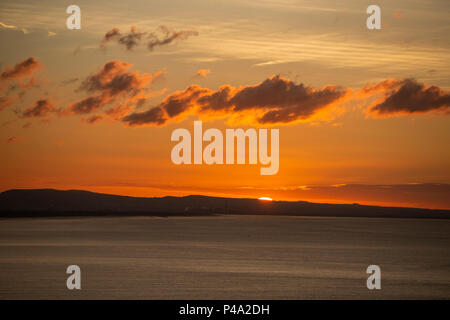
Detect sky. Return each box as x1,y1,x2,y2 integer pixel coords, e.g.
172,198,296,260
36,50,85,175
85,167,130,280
0,0,449,209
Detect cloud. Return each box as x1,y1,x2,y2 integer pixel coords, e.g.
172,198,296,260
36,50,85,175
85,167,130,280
196,69,211,78
85,114,103,124
147,26,198,51
0,21,17,29
1,75,41,101
101,25,198,51
69,95,110,115
103,103,135,120
0,21,29,34
359,79,404,95
101,26,145,50
118,26,146,50
123,75,349,127
122,105,167,126
1,57,41,81
0,21,28,34
124,76,447,127
66,60,164,117
228,76,347,124
78,60,156,96
367,79,450,116
0,96,14,111
101,28,121,48
6,136,18,144
22,98,57,118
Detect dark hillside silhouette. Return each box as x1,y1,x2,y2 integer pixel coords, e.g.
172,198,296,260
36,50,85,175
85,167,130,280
0,189,449,219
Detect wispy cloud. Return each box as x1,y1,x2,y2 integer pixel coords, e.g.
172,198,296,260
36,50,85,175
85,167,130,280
0,21,17,29
101,25,198,51
0,21,28,34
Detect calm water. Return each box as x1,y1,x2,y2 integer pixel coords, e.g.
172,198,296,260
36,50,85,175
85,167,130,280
0,215,449,299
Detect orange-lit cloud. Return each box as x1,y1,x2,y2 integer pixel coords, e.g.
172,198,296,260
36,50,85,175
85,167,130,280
196,69,211,78
0,57,43,109
122,76,450,127
68,95,111,115
21,98,57,118
365,79,450,116
123,75,349,126
359,78,405,95
65,60,165,119
0,57,41,80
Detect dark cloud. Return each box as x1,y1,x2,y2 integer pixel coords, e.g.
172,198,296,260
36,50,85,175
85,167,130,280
119,26,146,50
0,58,42,107
164,85,209,117
101,25,198,51
22,98,57,118
69,95,108,115
103,28,120,42
66,60,163,117
230,76,346,123
101,26,145,50
122,106,167,126
85,114,103,124
1,57,41,80
78,60,154,96
147,25,198,51
197,86,232,111
369,79,450,115
123,75,348,127
100,28,122,49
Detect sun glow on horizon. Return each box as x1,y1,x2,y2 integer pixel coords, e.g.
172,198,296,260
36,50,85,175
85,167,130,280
258,197,273,201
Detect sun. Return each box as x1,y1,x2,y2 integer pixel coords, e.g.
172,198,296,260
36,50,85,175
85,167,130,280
258,197,273,201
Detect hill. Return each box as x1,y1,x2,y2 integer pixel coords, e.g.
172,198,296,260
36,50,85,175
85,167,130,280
0,189,449,219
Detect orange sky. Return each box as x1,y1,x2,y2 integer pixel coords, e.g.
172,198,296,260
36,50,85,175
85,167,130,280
0,1,449,209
